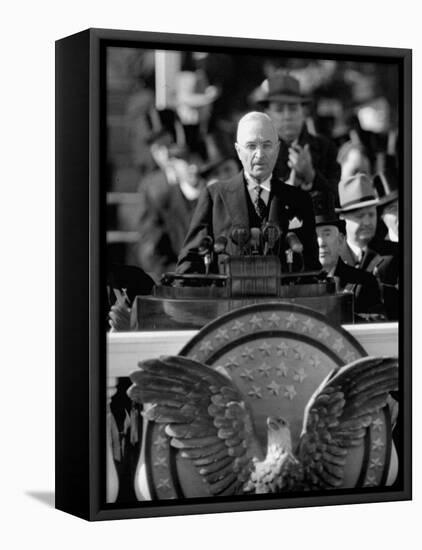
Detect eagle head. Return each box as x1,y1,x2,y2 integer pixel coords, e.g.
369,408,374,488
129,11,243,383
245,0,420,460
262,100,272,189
267,416,292,454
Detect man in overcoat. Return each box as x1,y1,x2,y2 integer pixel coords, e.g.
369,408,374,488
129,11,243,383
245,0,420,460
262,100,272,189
176,112,320,274
258,72,341,202
312,191,384,318
338,173,399,320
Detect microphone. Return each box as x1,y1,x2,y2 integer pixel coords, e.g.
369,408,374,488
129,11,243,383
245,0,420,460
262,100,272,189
230,226,250,255
250,227,262,255
198,235,214,255
214,235,229,274
285,232,303,254
268,195,289,234
198,236,214,275
262,222,281,255
213,235,228,255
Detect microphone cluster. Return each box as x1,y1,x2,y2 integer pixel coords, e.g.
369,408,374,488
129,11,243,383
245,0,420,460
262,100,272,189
196,213,304,274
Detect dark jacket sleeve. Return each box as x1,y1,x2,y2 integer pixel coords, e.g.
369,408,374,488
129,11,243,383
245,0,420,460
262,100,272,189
310,137,341,203
135,181,177,277
296,189,321,271
353,272,384,315
176,185,214,274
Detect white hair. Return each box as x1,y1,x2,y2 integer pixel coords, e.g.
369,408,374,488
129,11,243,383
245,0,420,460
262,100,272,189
236,111,277,142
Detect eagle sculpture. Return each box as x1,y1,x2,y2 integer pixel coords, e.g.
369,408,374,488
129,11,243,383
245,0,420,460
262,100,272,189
128,354,398,495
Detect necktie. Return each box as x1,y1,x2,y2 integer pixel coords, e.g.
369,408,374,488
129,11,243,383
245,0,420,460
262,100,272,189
253,185,267,220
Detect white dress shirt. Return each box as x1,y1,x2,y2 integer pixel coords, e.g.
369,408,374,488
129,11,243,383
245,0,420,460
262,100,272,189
244,172,272,206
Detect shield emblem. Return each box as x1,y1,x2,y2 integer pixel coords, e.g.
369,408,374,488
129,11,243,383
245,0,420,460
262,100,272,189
139,303,395,499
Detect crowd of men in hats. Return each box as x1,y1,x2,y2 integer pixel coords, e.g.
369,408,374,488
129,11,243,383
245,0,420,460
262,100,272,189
109,70,399,330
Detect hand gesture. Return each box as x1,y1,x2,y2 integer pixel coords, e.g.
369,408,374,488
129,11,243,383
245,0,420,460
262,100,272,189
109,289,131,332
288,143,315,184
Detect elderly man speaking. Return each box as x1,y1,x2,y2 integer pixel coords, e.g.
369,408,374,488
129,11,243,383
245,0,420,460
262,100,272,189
176,112,320,274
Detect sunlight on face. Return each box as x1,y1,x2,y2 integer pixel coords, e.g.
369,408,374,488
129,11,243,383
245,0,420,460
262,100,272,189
381,200,399,240
266,101,304,143
341,206,377,248
235,114,279,182
316,225,343,271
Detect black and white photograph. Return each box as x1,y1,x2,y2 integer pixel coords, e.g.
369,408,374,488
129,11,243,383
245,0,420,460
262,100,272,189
101,34,410,514
5,1,421,547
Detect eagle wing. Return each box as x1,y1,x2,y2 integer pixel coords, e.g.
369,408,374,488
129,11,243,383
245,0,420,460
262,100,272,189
296,356,398,489
128,355,261,496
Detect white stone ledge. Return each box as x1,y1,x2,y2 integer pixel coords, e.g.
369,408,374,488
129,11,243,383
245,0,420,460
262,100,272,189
107,323,398,379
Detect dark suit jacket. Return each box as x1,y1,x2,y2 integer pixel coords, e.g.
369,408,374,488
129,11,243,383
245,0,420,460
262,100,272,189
273,125,341,203
135,170,198,278
368,239,399,321
176,171,320,274
334,258,383,315
341,241,399,321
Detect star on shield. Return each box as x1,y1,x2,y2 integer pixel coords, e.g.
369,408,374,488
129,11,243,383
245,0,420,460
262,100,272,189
291,345,305,360
317,326,330,340
215,328,230,341
249,315,263,330
231,320,245,332
369,457,383,472
155,434,168,452
372,418,384,432
248,385,263,399
302,318,315,333
156,478,171,490
275,362,289,377
283,385,297,400
332,337,345,353
258,342,272,356
199,340,214,353
153,456,168,468
267,313,281,326
364,473,378,487
241,347,255,361
293,367,307,383
224,357,239,369
276,342,289,357
371,438,385,452
309,355,322,369
240,368,254,381
259,362,272,377
286,314,299,328
267,380,281,396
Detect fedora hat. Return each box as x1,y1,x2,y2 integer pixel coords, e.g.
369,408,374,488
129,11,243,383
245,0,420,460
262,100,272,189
373,172,399,207
258,72,310,105
336,173,379,213
312,191,346,234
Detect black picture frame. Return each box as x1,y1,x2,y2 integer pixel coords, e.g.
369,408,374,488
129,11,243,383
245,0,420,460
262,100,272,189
55,27,412,521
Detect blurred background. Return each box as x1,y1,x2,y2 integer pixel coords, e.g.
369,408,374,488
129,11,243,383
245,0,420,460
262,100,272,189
106,46,399,280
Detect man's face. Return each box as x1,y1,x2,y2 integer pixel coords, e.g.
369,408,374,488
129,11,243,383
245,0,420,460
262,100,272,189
381,200,399,239
235,117,279,182
316,225,343,271
341,206,377,248
266,101,305,143
173,155,204,188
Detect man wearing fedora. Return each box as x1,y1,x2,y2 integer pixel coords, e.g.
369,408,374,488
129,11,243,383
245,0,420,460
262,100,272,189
312,191,384,319
337,172,399,320
258,71,341,202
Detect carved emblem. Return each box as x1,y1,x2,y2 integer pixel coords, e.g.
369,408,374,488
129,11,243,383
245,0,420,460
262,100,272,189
131,304,398,499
